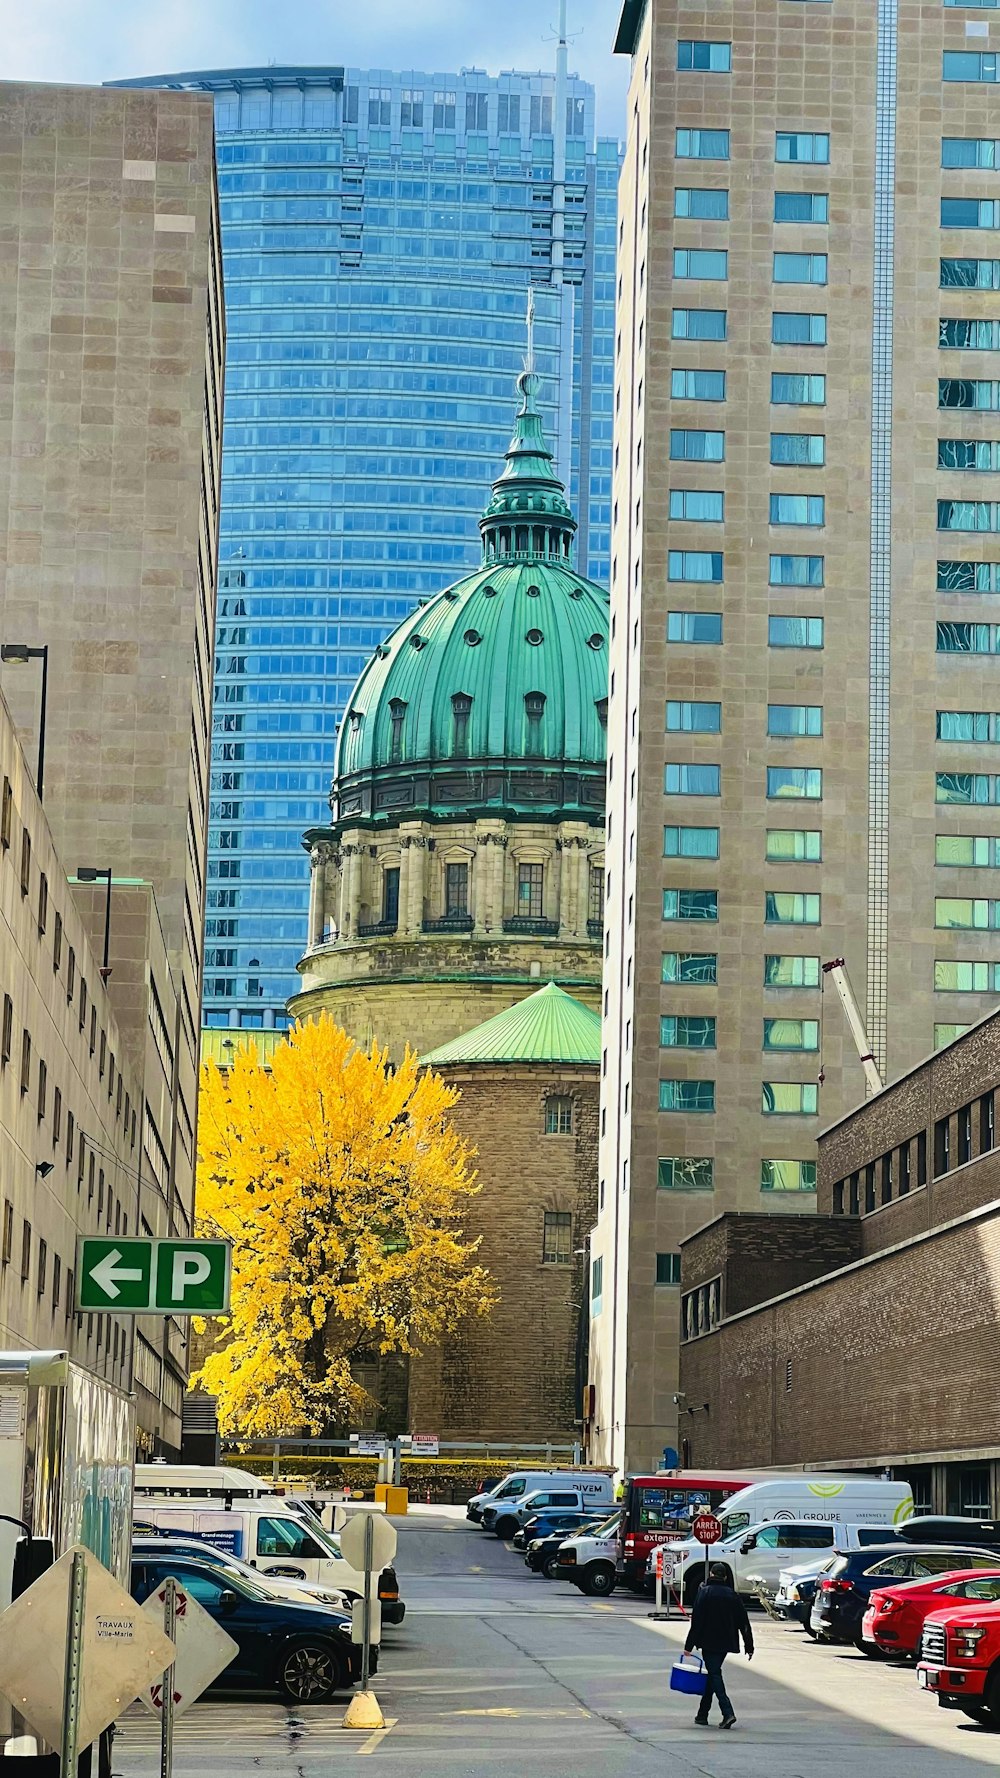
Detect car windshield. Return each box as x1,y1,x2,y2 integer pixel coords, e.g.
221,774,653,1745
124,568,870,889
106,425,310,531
156,1561,275,1605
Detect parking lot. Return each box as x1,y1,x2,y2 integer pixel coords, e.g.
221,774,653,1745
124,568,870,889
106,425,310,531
112,1506,1000,1777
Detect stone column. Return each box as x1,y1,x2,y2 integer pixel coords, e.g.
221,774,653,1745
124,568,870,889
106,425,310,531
307,844,326,948
494,832,508,930
579,845,595,941
555,834,573,939
341,842,363,938
396,842,413,934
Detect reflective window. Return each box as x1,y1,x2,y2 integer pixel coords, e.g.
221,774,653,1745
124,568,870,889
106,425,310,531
938,558,1000,591
942,198,1000,228
770,553,824,585
776,132,830,163
662,951,718,983
942,138,1000,168
763,1018,819,1051
666,700,722,732
774,191,828,223
939,439,1000,471
671,370,726,401
676,128,730,159
765,891,821,923
669,549,724,580
668,611,723,642
672,309,727,341
761,1158,817,1191
767,704,823,736
936,772,1000,803
677,41,732,71
937,621,1000,653
767,767,823,798
660,1078,716,1111
658,1157,715,1190
769,616,824,647
770,494,825,525
771,374,826,405
670,428,725,460
675,188,729,219
936,709,996,741
764,954,821,986
771,433,825,465
935,834,1000,866
772,311,827,345
673,249,728,280
664,825,720,858
663,888,719,921
939,500,1000,531
943,52,1000,82
665,763,722,795
935,897,1000,928
940,318,1000,349
934,959,1000,991
766,828,822,860
763,1082,819,1115
660,1015,717,1048
941,257,1000,288
773,252,828,284
670,489,724,521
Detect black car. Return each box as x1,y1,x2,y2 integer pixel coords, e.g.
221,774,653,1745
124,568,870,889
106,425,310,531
131,1552,368,1703
512,1509,601,1551
810,1544,1000,1649
524,1519,607,1578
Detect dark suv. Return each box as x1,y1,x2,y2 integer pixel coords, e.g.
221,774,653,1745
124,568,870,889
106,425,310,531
810,1545,1000,1649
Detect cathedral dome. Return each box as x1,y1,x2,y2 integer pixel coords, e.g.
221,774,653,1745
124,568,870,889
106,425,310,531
331,372,609,829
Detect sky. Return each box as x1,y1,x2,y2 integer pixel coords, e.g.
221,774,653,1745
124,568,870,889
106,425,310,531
5,0,630,133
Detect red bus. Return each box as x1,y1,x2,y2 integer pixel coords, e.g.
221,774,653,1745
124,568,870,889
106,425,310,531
617,1471,768,1590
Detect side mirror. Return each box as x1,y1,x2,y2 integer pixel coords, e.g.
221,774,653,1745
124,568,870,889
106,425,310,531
740,1537,755,1553
218,1589,239,1614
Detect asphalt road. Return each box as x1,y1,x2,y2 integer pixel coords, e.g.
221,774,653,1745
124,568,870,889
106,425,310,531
113,1506,1000,1777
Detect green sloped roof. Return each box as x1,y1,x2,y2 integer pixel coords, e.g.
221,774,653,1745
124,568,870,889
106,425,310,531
421,982,601,1067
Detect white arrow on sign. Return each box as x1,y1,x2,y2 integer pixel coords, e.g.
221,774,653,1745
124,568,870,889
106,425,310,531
90,1249,145,1300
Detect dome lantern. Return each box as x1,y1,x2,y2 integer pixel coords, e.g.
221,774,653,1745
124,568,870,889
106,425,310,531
479,371,577,567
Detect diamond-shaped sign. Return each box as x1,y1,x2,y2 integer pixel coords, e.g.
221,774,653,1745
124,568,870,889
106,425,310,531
0,1546,175,1750
139,1580,239,1717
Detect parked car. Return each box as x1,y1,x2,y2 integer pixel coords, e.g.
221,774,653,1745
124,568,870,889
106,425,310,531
811,1546,1000,1649
775,1556,840,1632
525,1516,609,1579
917,1596,1000,1721
131,1551,368,1703
483,1482,615,1540
898,1516,1000,1549
661,1519,907,1606
512,1508,602,1551
862,1565,1000,1658
555,1513,624,1596
466,1470,613,1525
133,1533,351,1613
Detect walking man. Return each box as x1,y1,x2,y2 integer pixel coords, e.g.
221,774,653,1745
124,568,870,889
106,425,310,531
683,1561,754,1728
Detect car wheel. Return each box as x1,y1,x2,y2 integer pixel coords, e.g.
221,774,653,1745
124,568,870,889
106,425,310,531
581,1562,616,1597
494,1516,518,1539
960,1704,994,1725
855,1637,884,1659
542,1557,561,1580
276,1639,347,1705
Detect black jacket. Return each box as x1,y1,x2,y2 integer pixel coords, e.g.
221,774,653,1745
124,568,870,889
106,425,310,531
684,1581,754,1656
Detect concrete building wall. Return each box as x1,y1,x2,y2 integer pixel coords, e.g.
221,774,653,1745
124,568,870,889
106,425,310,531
406,1065,599,1442
0,79,224,1256
592,0,1000,1474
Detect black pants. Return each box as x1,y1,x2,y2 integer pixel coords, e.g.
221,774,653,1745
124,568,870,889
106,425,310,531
696,1650,734,1720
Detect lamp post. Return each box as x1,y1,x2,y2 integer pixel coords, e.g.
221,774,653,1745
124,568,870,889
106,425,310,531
0,644,48,802
75,867,112,981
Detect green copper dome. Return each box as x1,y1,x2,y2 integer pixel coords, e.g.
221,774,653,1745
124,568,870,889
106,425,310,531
329,373,609,830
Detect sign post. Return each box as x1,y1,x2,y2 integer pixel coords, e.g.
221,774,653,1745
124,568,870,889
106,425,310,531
691,1511,723,1593
159,1575,177,1778
339,1509,397,1731
76,1238,230,1315
60,1549,86,1778
648,1545,675,1623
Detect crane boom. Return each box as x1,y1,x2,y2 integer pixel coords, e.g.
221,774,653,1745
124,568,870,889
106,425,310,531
821,958,884,1094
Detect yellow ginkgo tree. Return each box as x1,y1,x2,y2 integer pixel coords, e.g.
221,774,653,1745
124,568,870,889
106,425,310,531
193,1014,497,1436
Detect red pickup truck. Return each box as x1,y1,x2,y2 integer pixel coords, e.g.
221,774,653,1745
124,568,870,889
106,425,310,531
917,1598,1000,1722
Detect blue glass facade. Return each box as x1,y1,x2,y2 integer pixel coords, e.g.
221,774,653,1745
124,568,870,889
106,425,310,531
111,67,618,1027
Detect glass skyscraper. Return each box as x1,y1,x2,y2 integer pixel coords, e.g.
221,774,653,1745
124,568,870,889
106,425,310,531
111,66,619,1028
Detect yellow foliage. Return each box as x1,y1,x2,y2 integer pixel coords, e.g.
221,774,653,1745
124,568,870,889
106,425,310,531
193,1014,497,1436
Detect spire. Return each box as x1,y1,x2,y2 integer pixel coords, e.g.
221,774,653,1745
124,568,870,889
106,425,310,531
479,358,577,567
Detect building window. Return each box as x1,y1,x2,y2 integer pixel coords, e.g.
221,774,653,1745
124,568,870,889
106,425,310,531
938,558,1000,592
943,51,1000,81
451,692,472,757
676,127,730,159
497,93,520,133
37,1058,46,1123
941,257,1000,289
400,87,424,128
942,197,1000,229
52,911,62,972
542,1209,573,1264
682,1277,721,1339
982,1092,996,1152
940,319,1000,352
767,766,823,799
660,1015,716,1049
772,312,827,345
677,40,732,70
673,249,728,281
658,1157,714,1191
761,1158,817,1192
589,864,604,927
524,691,546,756
663,888,718,921
771,433,825,467
958,1102,973,1165
675,187,729,220
656,1253,682,1286
669,311,722,341
771,375,826,409
833,1180,845,1214
669,549,724,580
769,616,824,649
775,191,829,223
36,872,47,935
939,379,1000,412
936,771,1000,804
934,959,1000,991
935,897,1000,928
662,951,717,984
382,867,400,928
20,1221,30,1281
0,995,11,1068
517,862,544,919
939,441,1000,474
767,703,823,736
19,1029,30,1095
529,94,552,135
465,91,488,132
388,698,406,764
591,1255,603,1311
545,1096,574,1136
367,86,391,126
763,1083,818,1115
670,427,725,460
665,763,721,795
937,621,1000,653
943,136,1000,168
773,253,828,285
1,1204,11,1266
938,500,1000,533
765,891,821,924
669,488,725,522
445,861,469,917
433,89,457,129
765,954,821,987
668,612,724,645
934,1115,950,1177
770,554,824,587
52,1086,61,1146
37,1238,46,1297
763,1019,819,1052
776,131,830,163
666,700,721,733
660,1078,716,1113
19,827,30,897
664,825,719,858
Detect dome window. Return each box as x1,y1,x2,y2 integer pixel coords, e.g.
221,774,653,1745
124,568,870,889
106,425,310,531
569,588,584,601
410,633,426,651
348,707,364,732
388,698,407,764
587,633,605,650
483,584,498,598
526,583,541,599
526,628,544,646
451,692,473,758
463,628,482,646
595,696,608,728
524,691,546,757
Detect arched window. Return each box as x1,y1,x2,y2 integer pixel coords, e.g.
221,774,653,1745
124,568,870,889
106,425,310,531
595,696,608,728
524,690,546,757
515,526,528,555
451,691,473,757
388,698,406,763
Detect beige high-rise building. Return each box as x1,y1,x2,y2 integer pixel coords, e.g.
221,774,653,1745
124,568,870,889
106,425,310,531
0,81,224,1449
590,0,1000,1472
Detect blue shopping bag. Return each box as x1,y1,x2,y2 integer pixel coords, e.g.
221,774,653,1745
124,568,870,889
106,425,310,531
670,1653,707,1696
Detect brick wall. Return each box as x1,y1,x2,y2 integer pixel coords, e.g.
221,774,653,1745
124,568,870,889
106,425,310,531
407,1063,599,1441
679,1200,1000,1468
682,1213,863,1313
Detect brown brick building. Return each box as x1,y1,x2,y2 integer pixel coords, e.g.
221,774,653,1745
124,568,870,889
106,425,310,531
679,1008,1000,1516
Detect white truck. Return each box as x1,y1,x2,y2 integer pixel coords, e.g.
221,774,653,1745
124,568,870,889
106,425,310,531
552,1513,621,1595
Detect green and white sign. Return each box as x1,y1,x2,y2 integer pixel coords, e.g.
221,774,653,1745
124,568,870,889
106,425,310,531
76,1238,230,1315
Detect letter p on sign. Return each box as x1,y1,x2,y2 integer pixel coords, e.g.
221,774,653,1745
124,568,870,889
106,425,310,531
154,1241,230,1313
173,1250,211,1300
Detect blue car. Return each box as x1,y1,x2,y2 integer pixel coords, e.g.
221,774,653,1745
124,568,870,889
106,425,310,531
131,1552,368,1703
512,1508,602,1550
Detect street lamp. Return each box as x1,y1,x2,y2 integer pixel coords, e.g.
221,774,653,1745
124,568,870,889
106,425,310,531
75,867,113,981
0,644,49,802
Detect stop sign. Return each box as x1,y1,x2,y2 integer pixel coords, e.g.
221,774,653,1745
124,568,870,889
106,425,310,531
692,1511,722,1546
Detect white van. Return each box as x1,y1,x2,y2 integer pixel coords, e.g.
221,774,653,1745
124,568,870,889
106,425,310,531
554,1514,621,1595
466,1469,612,1526
133,1464,405,1624
482,1478,616,1537
661,1476,913,1603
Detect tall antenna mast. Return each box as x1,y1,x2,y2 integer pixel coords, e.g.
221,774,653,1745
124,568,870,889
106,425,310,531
525,286,535,375
552,0,567,287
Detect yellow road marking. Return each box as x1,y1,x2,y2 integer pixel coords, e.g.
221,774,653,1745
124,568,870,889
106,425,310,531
468,1565,485,1573
358,1719,397,1754
453,1707,590,1719
589,1602,615,1612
